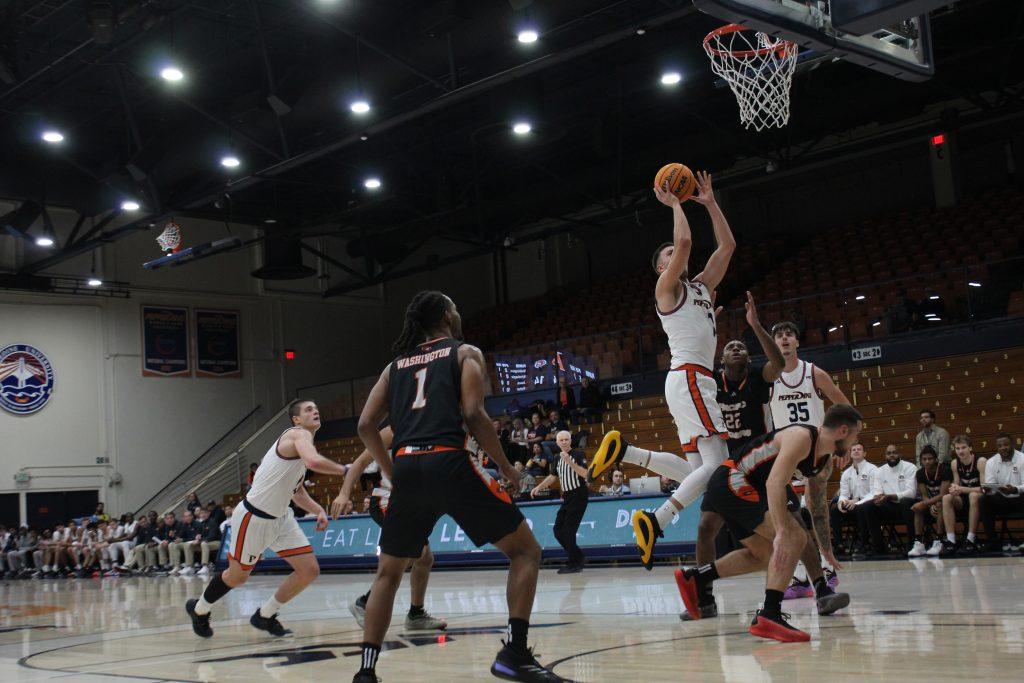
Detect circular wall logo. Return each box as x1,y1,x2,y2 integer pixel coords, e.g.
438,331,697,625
0,344,55,415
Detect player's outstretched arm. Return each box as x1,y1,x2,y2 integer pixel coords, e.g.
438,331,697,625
332,427,393,518
460,345,520,490
813,365,850,406
357,366,394,481
293,430,349,477
654,183,692,307
692,172,735,291
806,461,841,570
531,474,558,498
743,291,785,381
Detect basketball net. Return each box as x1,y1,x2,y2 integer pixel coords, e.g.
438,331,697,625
155,220,183,253
703,25,798,131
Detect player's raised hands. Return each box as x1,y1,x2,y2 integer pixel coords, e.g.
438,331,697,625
744,291,761,328
653,181,681,207
691,171,715,206
330,492,353,519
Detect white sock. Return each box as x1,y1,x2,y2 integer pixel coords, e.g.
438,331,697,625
623,445,692,482
260,596,283,618
947,532,957,543
194,597,213,616
654,498,680,528
967,533,976,542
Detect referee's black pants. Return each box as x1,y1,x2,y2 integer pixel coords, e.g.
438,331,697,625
553,488,588,567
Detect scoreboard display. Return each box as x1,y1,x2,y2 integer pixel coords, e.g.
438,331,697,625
494,350,597,394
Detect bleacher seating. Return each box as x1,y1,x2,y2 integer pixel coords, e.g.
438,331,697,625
223,348,1023,511
466,187,1024,390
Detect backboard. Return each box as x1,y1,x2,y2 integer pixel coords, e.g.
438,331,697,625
692,0,938,81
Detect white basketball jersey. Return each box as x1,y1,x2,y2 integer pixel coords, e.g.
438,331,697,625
371,473,392,504
246,427,308,518
770,360,826,428
658,279,717,371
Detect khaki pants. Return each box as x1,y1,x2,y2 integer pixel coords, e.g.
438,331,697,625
200,540,221,565
125,544,153,570
169,540,205,568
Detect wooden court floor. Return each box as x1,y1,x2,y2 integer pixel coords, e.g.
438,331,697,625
1,557,1023,682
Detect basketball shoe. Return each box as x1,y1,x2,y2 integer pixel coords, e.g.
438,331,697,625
749,610,810,643
490,640,569,682
588,430,625,481
782,576,814,600
631,509,662,570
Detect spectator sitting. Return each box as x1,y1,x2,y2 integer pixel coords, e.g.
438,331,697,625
829,443,877,554
196,506,222,575
860,444,918,556
169,509,201,575
122,516,159,573
526,412,549,450
476,448,500,480
599,470,631,496
207,501,226,527
555,376,577,421
980,432,1024,553
156,512,181,571
573,376,603,425
91,502,110,523
514,461,536,500
219,505,234,537
361,496,372,513
908,445,953,557
916,409,951,464
246,463,258,489
504,397,524,420
525,443,551,481
508,417,529,462
6,527,37,578
940,434,987,556
185,492,202,514
0,526,12,575
541,409,568,458
660,476,678,494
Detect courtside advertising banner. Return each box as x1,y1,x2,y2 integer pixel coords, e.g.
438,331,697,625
221,494,700,568
141,306,190,377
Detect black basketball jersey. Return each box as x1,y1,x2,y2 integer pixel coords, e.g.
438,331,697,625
388,337,467,454
715,365,772,449
917,462,953,498
955,455,981,488
730,424,828,491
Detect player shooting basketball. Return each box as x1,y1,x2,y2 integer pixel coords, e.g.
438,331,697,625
590,169,736,569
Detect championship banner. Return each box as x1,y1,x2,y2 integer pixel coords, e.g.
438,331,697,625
141,306,190,377
220,494,700,569
195,309,241,378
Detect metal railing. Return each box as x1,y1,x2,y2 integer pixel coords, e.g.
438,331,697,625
134,405,290,516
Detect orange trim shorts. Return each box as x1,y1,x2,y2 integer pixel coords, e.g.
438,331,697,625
665,365,728,452
380,449,523,558
226,505,312,569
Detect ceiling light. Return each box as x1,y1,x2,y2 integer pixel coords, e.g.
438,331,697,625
928,295,939,300
828,326,838,333
160,66,184,82
41,130,64,143
265,218,277,224
87,278,102,287
35,236,54,247
364,177,381,190
512,121,532,135
635,28,646,36
221,156,240,168
350,100,371,114
660,72,682,86
925,313,937,318
872,321,881,327
968,281,981,287
360,134,369,141
517,29,539,44
121,200,140,212
928,317,942,322
855,295,865,301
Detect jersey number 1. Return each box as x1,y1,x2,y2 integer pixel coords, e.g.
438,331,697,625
412,368,428,410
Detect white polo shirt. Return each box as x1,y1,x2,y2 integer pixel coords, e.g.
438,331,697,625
871,460,918,500
983,450,1024,497
839,460,878,504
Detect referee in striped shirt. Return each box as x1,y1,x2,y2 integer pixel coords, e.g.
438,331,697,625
531,430,590,573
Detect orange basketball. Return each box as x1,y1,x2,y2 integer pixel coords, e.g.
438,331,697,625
654,163,697,202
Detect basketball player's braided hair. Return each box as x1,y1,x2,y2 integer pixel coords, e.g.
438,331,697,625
392,290,451,356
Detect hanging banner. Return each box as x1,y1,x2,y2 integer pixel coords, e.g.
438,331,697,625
141,306,190,377
195,309,241,378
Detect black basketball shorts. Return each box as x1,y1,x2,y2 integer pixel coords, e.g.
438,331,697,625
702,465,768,541
379,449,525,558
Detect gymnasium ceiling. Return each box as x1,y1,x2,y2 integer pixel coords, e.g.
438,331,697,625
0,0,1021,293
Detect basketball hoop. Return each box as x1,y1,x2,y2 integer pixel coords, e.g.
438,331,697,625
155,220,182,253
703,24,798,131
